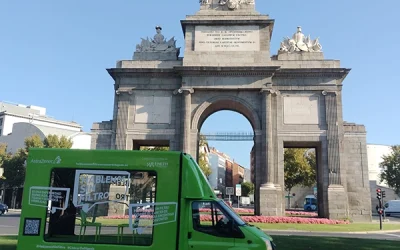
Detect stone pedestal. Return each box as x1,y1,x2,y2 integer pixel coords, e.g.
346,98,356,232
259,185,278,216
327,185,348,220
133,51,180,61
276,52,324,61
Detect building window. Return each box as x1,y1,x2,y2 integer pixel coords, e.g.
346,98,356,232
44,168,157,246
0,117,3,126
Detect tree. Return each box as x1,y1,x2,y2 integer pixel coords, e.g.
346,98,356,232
0,143,9,181
2,134,74,189
380,145,400,194
2,149,26,188
241,182,254,197
198,151,212,178
198,134,212,178
24,134,44,151
284,148,317,204
140,146,169,151
44,134,73,148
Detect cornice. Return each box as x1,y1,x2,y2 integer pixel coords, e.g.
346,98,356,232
274,68,351,79
1,113,82,128
107,68,179,80
173,66,280,77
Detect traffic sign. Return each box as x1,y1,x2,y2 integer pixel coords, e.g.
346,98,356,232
226,187,234,196
236,184,242,197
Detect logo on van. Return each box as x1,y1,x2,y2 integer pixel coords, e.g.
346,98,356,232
31,156,62,165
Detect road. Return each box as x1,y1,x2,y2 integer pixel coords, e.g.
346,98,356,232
0,210,20,235
1,211,400,240
264,230,400,241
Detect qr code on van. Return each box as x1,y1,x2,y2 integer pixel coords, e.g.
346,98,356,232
23,218,41,236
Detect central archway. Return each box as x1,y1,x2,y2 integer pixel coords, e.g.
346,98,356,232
191,94,262,214
192,95,261,132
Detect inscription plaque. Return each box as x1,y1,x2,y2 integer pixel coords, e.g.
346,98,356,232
195,25,260,52
135,96,171,124
283,96,320,125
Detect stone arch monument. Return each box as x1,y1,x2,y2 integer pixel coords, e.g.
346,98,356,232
91,0,371,221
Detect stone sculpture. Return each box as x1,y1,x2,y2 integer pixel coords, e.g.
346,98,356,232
135,26,179,52
279,26,322,53
199,0,254,10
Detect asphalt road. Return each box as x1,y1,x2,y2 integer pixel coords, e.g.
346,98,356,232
1,211,400,241
265,230,400,241
0,210,20,235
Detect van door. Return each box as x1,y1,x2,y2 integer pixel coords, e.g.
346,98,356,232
188,201,235,250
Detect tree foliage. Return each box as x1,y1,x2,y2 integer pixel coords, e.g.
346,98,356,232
24,134,44,151
198,151,212,177
44,134,73,149
284,148,317,194
198,134,212,178
241,182,254,197
380,145,400,194
140,146,169,151
1,134,74,189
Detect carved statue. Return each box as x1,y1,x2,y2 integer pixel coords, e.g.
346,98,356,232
136,26,179,52
199,0,210,4
279,26,322,53
216,0,255,10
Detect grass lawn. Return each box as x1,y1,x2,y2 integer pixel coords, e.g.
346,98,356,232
2,235,399,250
254,222,400,232
0,236,17,250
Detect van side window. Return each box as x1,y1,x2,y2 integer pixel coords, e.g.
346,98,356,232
191,201,235,238
43,168,157,246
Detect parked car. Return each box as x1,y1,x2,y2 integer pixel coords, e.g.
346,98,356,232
0,203,8,215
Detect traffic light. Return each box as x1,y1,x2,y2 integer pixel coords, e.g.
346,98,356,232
376,188,382,200
382,191,386,198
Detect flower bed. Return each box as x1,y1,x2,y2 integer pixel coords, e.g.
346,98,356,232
285,211,318,217
102,214,348,225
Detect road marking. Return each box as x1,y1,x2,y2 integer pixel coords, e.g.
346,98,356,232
0,225,16,228
384,234,400,238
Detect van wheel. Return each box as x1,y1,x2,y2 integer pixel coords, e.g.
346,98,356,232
0,210,3,216
386,213,391,217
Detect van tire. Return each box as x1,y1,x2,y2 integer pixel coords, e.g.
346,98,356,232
386,213,391,217
0,210,3,216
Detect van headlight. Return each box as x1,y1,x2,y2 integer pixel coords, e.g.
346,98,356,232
262,237,275,250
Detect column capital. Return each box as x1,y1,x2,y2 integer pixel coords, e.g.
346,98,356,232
115,89,133,95
322,90,337,96
260,88,279,96
173,88,194,95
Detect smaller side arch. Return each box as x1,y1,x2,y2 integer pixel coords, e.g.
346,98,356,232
191,95,261,131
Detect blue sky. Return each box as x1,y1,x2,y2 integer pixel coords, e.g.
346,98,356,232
1,1,398,168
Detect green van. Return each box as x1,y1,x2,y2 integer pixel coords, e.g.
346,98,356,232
17,148,276,250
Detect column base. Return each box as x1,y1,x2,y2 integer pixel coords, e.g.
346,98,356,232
259,185,278,216
327,185,348,220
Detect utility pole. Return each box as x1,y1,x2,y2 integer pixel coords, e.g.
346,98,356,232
376,188,383,230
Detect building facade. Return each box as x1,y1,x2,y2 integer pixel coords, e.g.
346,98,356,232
0,101,91,154
367,144,399,212
0,101,92,208
91,1,371,221
208,147,228,194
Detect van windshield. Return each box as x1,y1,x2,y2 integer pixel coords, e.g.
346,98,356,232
217,200,246,226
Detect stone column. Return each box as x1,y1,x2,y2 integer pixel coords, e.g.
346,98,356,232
325,91,342,185
115,91,131,150
259,88,277,216
261,89,275,187
324,91,347,219
179,88,194,154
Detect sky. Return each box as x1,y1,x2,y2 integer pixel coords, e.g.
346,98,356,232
0,1,399,168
